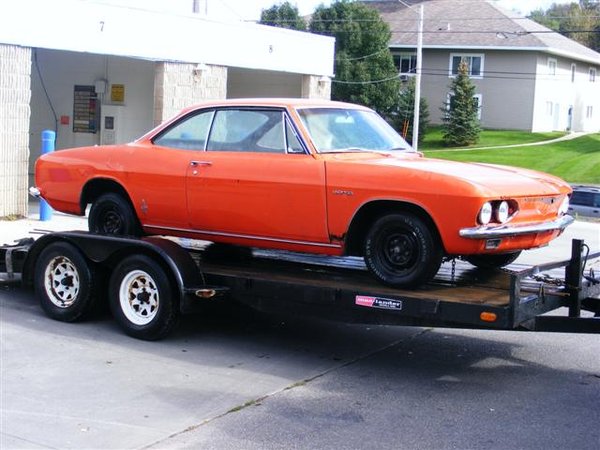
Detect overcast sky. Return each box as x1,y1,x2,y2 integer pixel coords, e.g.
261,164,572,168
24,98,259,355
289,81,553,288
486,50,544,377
85,0,577,19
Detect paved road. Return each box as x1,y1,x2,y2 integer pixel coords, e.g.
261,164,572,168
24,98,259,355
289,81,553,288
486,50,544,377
1,220,598,449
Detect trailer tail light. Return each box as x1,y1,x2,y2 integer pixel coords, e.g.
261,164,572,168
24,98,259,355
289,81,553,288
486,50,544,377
480,312,497,322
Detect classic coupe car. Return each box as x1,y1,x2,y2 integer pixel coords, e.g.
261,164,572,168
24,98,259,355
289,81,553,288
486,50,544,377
33,99,573,288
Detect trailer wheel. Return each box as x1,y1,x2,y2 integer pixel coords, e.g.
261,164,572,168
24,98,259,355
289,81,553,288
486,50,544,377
89,192,140,236
109,255,179,340
35,241,98,322
364,213,442,288
465,251,521,269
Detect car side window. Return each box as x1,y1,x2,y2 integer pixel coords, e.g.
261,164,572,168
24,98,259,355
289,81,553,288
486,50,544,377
207,109,286,153
572,191,594,207
285,119,305,154
153,110,214,150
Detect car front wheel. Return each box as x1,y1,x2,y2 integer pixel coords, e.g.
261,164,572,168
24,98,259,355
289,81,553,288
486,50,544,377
89,192,140,236
364,213,443,289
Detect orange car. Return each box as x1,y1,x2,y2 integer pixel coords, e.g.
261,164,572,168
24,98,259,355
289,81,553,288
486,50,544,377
33,98,573,288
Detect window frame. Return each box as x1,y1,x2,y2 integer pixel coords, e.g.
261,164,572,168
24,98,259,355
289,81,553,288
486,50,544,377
449,53,485,79
571,63,576,83
590,67,597,83
394,53,417,74
548,58,557,76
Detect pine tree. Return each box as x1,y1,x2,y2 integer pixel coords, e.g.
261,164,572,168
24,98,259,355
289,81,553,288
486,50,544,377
442,60,481,147
390,77,429,145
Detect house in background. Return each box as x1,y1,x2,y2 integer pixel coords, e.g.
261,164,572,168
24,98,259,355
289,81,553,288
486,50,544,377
365,0,600,132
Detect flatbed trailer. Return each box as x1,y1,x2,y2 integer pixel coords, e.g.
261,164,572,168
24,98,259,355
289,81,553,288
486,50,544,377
1,231,599,340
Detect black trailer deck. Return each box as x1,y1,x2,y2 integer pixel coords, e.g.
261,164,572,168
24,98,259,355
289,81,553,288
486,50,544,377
2,231,600,337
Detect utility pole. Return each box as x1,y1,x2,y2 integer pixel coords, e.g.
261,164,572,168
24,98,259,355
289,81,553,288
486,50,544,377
412,4,424,151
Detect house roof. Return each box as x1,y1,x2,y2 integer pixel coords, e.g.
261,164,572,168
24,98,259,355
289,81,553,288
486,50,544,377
364,0,600,65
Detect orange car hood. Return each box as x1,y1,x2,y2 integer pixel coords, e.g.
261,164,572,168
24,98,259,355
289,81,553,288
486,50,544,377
323,152,570,197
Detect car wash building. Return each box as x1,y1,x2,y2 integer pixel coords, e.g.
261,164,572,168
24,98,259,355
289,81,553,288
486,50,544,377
0,0,335,217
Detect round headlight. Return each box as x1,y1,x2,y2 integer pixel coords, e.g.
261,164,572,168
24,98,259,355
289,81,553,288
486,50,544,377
478,202,492,225
496,201,510,223
558,196,570,216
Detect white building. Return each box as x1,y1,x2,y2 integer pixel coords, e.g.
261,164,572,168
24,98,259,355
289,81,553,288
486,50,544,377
0,0,335,217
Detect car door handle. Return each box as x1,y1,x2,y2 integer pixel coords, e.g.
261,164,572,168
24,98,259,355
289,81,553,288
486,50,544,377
190,160,212,167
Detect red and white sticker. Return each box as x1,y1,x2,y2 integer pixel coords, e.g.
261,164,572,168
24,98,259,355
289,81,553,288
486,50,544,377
355,295,403,310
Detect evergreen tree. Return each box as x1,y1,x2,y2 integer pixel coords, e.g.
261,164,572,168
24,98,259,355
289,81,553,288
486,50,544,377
442,61,481,147
390,78,429,145
259,2,306,31
309,1,399,116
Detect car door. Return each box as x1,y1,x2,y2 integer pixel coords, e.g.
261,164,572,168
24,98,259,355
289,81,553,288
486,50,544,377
186,108,330,245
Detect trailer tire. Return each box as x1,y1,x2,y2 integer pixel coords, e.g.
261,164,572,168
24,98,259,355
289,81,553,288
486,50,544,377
465,251,521,269
35,241,98,322
109,255,179,340
89,192,140,236
364,213,442,288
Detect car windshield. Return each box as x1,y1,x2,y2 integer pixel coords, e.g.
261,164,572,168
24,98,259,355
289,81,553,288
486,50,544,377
297,107,413,153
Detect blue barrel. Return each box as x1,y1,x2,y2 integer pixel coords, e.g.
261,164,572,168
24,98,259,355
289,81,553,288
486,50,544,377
39,130,55,221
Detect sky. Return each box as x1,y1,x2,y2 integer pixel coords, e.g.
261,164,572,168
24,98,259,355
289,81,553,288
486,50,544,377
84,0,577,20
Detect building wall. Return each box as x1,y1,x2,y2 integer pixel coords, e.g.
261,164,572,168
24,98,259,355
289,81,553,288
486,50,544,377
532,52,599,132
415,49,537,130
29,49,155,172
301,75,332,100
227,69,302,98
0,44,31,217
153,62,227,126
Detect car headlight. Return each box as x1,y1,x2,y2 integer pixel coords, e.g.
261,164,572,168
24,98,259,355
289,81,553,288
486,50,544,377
496,201,509,223
478,202,493,225
558,196,570,216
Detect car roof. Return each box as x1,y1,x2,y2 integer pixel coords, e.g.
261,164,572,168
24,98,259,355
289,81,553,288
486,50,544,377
179,98,373,114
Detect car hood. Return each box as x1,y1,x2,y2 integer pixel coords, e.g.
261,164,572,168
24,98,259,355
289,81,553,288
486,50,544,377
323,152,571,197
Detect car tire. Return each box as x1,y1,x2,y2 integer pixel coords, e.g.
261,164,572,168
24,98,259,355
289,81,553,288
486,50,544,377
364,213,443,289
108,255,179,340
464,251,521,269
34,241,98,322
89,192,140,236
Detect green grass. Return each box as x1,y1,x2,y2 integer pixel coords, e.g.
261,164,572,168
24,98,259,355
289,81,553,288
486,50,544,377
419,126,565,151
423,133,600,184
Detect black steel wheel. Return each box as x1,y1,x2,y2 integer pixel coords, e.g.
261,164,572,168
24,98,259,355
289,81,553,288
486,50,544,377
464,251,521,269
89,192,140,236
364,213,442,288
34,241,98,322
108,255,179,340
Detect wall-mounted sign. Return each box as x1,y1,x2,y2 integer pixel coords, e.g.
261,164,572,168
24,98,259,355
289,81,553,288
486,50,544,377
111,84,125,103
73,85,98,133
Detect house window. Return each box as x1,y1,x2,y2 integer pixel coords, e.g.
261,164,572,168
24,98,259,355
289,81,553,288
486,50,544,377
548,58,557,76
450,54,484,78
447,93,482,120
393,53,417,74
590,67,597,82
571,63,576,82
546,101,553,116
587,106,594,119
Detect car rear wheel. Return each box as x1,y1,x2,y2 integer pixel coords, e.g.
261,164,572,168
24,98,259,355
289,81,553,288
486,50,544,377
34,241,98,322
464,251,521,269
89,192,140,236
108,255,179,340
364,213,443,289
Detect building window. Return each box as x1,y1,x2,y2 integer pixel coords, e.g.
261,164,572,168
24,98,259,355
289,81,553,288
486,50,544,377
587,106,594,119
571,63,576,82
447,93,482,120
548,58,557,76
393,53,417,74
546,101,553,116
449,54,484,78
590,67,597,82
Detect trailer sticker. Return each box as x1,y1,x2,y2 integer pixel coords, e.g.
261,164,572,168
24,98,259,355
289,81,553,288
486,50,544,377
355,295,403,310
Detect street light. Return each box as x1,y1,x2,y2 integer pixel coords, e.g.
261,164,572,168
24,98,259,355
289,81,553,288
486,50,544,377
398,1,424,151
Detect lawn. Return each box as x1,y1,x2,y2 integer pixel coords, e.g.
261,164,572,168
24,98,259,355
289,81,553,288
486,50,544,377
419,126,565,151
422,132,600,184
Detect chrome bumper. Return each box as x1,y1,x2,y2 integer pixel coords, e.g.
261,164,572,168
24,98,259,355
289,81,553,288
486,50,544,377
459,215,574,239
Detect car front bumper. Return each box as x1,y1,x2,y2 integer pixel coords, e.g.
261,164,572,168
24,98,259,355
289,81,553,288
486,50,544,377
459,214,575,239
